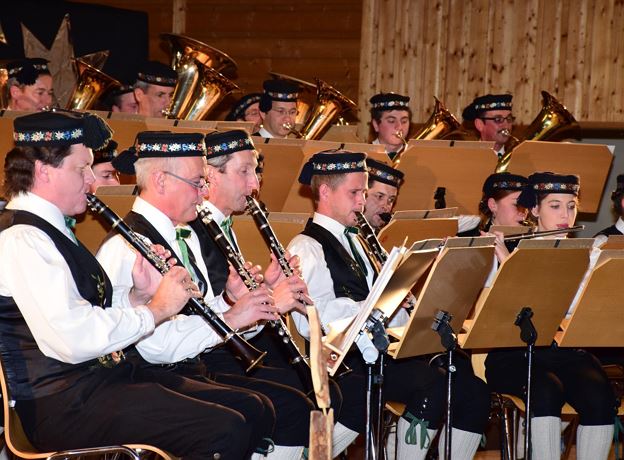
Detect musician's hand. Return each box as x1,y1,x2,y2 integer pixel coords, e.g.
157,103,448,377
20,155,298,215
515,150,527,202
400,293,417,309
129,244,175,305
481,230,510,264
223,286,278,329
224,262,263,302
272,276,312,315
264,252,291,288
148,266,201,325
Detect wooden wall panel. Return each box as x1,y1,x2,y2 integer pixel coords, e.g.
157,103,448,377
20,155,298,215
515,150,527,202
358,0,624,139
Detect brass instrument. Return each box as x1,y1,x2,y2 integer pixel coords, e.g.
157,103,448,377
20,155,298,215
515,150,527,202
85,194,265,373
245,195,351,380
503,225,584,241
496,91,579,173
295,78,357,140
161,33,240,120
391,97,461,167
66,58,121,110
269,72,316,125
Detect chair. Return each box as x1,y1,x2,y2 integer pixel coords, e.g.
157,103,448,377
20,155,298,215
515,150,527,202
0,359,173,459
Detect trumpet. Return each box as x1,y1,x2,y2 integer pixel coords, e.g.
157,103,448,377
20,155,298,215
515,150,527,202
391,130,409,167
85,194,265,373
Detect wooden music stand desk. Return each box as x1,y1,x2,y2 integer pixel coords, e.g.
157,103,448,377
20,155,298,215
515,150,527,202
459,239,593,350
387,237,495,359
556,250,624,347
378,214,459,250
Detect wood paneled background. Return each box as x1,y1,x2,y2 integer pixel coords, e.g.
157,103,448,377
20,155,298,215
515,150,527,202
75,0,623,131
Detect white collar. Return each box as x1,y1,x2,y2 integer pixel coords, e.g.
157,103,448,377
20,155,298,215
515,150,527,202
258,127,275,138
7,192,68,235
312,212,349,240
202,200,228,226
132,197,177,242
616,217,624,234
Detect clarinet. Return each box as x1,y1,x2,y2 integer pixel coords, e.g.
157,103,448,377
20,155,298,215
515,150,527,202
354,211,388,266
196,204,314,393
86,193,266,373
245,195,352,379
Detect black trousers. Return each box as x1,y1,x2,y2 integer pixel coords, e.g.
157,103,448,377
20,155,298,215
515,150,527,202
485,347,618,425
16,362,270,460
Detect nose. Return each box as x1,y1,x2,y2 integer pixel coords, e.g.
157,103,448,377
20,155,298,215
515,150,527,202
85,167,96,185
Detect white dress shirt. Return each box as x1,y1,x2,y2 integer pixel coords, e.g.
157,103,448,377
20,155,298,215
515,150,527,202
287,212,408,338
97,197,229,364
258,127,275,138
0,192,154,364
593,217,624,247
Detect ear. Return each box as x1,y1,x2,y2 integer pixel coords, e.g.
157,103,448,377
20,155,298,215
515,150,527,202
371,119,380,134
205,164,218,183
33,160,50,184
259,111,266,122
530,206,540,218
152,169,166,194
474,118,484,133
9,85,21,100
133,88,144,103
487,197,498,214
318,182,331,201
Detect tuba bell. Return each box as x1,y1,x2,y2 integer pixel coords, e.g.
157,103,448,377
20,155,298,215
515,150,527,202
496,91,579,172
66,58,121,111
161,33,239,120
391,97,461,167
293,78,357,140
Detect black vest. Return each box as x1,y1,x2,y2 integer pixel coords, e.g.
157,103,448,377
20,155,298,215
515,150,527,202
188,216,229,295
594,224,623,238
0,210,113,400
301,221,371,302
121,211,208,296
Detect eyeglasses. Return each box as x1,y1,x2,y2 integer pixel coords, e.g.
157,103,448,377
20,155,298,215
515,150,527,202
163,171,207,190
271,108,298,117
479,115,516,124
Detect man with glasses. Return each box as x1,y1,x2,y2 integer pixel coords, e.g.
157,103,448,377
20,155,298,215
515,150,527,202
257,79,299,138
462,93,514,157
226,93,263,134
97,130,313,459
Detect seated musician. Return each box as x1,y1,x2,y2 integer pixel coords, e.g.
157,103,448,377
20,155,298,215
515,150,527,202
594,173,624,245
133,61,177,118
0,111,261,458
97,130,313,459
257,79,299,138
287,151,490,460
363,158,404,231
108,84,138,113
484,172,617,460
369,92,411,159
462,94,514,158
89,139,120,192
5,58,54,112
226,92,263,134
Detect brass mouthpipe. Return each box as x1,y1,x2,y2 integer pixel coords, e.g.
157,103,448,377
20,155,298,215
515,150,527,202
282,122,303,138
391,130,409,168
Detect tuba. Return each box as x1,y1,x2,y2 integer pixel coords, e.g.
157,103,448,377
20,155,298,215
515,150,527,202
66,58,121,111
161,33,240,120
391,97,461,167
289,78,357,140
269,72,317,126
496,91,579,172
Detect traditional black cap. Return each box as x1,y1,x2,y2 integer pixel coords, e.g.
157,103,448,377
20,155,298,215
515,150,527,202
482,172,529,197
615,174,624,193
111,146,138,175
298,150,368,185
13,110,112,150
136,131,205,158
462,94,513,121
517,172,580,209
366,158,404,188
369,92,410,112
6,58,50,86
136,61,177,87
93,140,118,165
226,93,262,121
204,129,255,158
259,79,299,112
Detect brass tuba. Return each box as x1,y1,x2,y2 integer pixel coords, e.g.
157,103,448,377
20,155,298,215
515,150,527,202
391,97,461,167
291,78,357,140
66,58,121,110
496,91,579,172
161,33,239,120
269,72,317,126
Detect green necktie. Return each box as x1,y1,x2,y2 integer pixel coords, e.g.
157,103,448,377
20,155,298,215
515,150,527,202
64,216,78,244
220,216,240,252
175,227,197,281
344,227,368,276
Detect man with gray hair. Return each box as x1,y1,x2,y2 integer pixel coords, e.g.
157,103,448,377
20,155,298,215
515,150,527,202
133,61,177,118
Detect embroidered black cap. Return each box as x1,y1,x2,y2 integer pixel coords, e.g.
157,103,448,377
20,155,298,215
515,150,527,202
204,129,255,158
517,172,580,209
369,92,410,112
135,131,205,158
462,94,513,121
93,140,118,165
298,150,368,185
259,79,299,112
482,172,529,197
6,57,50,86
136,61,177,87
226,93,262,121
13,110,113,150
366,158,404,188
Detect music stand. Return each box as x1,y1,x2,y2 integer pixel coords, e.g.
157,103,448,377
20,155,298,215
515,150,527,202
378,215,459,250
459,238,593,459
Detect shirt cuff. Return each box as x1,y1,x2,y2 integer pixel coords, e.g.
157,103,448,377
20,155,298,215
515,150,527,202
134,304,156,334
